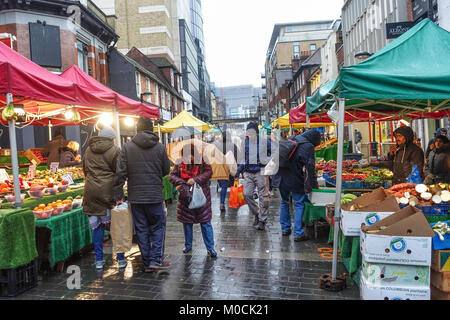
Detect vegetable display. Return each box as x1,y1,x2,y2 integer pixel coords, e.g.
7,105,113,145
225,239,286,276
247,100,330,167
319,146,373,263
387,183,450,206
432,222,450,241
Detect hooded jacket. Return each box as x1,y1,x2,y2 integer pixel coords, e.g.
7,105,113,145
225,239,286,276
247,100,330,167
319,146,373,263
42,135,68,168
426,128,448,158
278,129,321,194
113,130,171,204
425,141,450,183
380,126,425,185
59,147,80,168
82,136,121,216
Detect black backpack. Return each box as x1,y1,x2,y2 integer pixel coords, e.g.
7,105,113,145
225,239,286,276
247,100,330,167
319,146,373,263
278,138,299,168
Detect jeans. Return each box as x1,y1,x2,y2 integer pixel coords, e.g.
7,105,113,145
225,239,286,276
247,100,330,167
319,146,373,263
279,188,307,238
183,221,215,252
130,202,166,266
93,224,105,262
218,180,229,205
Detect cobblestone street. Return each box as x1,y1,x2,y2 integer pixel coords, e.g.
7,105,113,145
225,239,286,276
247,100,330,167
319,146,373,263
9,182,360,300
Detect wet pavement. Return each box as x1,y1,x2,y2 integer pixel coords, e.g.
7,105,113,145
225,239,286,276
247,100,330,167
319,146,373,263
7,182,360,300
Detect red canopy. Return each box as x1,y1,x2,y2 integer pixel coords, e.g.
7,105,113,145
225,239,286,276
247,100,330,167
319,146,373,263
60,66,159,119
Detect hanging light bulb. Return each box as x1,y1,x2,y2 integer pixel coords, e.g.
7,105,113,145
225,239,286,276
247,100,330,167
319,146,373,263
124,117,135,127
65,110,74,120
98,113,113,126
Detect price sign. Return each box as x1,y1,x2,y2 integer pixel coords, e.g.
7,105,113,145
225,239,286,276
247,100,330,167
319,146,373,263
27,165,36,180
0,169,9,182
50,162,59,173
62,174,74,185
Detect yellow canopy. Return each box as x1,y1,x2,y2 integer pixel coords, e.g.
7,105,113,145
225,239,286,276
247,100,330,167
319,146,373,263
155,110,213,133
271,113,332,129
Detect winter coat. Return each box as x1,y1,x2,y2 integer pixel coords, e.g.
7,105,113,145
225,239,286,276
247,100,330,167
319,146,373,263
59,147,81,168
425,144,450,183
169,162,213,224
277,130,320,194
379,127,425,185
113,130,171,204
426,128,448,158
82,137,121,216
236,137,272,175
42,135,68,168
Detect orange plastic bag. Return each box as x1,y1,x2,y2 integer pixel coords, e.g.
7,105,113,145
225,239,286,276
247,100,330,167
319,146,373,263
229,180,246,209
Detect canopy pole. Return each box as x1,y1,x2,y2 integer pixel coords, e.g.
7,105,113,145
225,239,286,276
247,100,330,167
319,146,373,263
306,114,310,129
378,121,382,155
6,93,22,208
158,124,162,141
332,97,345,280
289,124,292,136
113,109,121,148
48,120,52,140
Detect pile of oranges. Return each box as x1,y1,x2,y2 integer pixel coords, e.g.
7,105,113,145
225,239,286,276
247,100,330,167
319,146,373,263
33,199,72,212
33,203,53,212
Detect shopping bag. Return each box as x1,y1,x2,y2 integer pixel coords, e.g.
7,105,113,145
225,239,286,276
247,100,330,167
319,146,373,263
188,182,207,209
110,202,133,257
229,180,246,208
406,164,423,184
261,157,279,176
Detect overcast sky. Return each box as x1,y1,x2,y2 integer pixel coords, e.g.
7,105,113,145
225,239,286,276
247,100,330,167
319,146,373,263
202,0,344,89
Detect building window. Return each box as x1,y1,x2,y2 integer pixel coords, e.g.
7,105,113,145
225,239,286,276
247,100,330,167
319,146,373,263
155,83,159,106
136,71,141,98
146,78,151,103
168,93,171,110
310,43,316,51
170,69,174,87
293,42,300,58
77,40,89,73
161,89,166,108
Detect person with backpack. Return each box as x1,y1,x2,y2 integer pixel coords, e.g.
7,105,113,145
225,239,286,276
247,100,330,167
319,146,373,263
235,122,272,231
278,129,321,241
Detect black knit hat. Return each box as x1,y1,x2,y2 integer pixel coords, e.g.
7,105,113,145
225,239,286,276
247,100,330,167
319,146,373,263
136,117,154,132
246,122,259,135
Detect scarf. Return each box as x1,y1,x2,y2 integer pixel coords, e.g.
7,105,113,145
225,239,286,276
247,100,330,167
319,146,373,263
179,162,199,179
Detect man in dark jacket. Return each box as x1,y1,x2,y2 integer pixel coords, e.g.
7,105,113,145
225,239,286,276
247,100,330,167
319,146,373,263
278,129,320,241
42,128,68,168
374,126,425,185
114,117,171,272
425,135,450,184
235,122,272,231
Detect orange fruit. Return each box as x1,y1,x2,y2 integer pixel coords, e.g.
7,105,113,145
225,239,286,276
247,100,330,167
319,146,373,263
33,207,39,211
38,204,45,209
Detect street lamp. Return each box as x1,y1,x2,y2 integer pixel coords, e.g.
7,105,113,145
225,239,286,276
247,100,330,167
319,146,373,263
140,91,152,103
354,51,373,61
252,95,262,124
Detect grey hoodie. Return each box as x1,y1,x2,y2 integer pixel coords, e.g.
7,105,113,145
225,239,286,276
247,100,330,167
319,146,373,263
113,130,171,204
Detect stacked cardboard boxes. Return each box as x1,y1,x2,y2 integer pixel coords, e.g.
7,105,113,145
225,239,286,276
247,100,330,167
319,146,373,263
340,188,400,237
430,249,450,300
359,206,435,300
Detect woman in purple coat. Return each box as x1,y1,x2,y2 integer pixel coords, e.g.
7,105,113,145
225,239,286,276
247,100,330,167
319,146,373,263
169,142,217,258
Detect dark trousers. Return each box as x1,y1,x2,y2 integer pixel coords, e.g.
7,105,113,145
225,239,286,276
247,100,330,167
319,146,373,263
130,202,166,266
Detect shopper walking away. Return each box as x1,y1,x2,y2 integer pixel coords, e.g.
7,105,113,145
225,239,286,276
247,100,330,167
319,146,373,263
235,122,272,231
278,129,320,241
59,141,81,168
354,129,362,153
425,135,450,184
372,126,425,185
114,117,171,272
82,126,121,269
426,128,448,158
169,142,217,257
42,128,68,168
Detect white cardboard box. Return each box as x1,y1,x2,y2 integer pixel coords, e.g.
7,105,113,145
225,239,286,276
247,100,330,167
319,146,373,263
341,210,396,236
360,273,430,300
360,232,432,266
361,260,430,287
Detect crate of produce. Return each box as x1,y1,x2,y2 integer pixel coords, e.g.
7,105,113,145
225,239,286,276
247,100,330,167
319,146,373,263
382,180,393,189
23,149,42,166
26,148,47,164
342,179,362,189
344,153,363,161
362,181,382,189
0,259,38,297
431,220,450,250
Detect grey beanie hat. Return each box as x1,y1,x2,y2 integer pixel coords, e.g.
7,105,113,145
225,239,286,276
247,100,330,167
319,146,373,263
98,126,117,140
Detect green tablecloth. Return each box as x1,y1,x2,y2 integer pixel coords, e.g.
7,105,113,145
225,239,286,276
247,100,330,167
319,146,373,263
0,208,38,269
315,142,349,161
35,207,92,268
2,188,84,210
163,175,174,201
303,201,327,226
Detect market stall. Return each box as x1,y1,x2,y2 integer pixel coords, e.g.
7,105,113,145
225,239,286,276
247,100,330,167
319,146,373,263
305,18,450,296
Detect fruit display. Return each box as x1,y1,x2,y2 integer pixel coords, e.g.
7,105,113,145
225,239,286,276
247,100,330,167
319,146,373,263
33,167,84,181
341,193,357,205
0,177,30,193
32,197,78,219
387,183,450,206
28,149,47,163
432,221,450,241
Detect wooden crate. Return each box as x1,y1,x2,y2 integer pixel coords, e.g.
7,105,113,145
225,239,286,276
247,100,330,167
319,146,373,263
432,249,450,272
23,149,41,166
431,285,450,300
431,269,450,293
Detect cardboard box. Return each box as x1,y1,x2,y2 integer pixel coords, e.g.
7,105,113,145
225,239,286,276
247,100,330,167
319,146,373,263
430,270,450,292
432,249,450,272
360,273,430,300
341,193,400,236
360,206,435,266
431,285,450,300
362,260,430,287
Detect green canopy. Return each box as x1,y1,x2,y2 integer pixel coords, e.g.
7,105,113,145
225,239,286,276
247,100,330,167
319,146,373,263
306,19,450,117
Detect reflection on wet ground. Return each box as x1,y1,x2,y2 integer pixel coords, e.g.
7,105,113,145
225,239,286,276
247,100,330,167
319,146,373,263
9,183,360,300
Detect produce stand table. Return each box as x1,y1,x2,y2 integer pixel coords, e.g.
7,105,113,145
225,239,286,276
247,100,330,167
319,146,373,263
1,188,84,210
0,208,38,270
35,206,92,269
